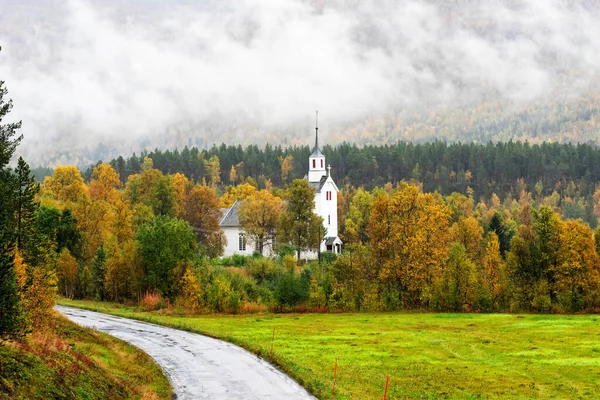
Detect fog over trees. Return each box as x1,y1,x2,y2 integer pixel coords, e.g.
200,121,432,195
1,0,600,166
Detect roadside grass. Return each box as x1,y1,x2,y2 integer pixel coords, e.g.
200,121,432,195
0,310,172,399
57,298,600,399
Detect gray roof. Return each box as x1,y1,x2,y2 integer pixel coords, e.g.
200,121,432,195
311,146,323,157
308,175,328,193
325,236,343,245
220,200,241,227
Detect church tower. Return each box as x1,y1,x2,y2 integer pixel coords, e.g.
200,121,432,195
308,112,327,183
306,112,343,254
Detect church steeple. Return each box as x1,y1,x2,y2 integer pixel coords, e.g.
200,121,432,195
308,111,326,182
315,111,319,150
311,111,323,157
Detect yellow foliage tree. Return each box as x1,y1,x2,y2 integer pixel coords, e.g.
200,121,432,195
104,240,137,302
368,183,451,308
480,232,507,310
172,173,189,217
554,220,600,311
13,247,27,291
229,165,237,186
88,163,121,203
180,268,203,312
238,190,285,255
279,155,293,184
43,166,87,204
57,248,78,298
450,216,483,261
221,183,257,208
204,155,221,187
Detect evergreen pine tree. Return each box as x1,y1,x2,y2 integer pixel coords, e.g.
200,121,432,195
0,50,25,339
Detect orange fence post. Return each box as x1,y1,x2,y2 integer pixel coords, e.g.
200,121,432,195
332,358,338,400
270,327,276,359
383,376,389,400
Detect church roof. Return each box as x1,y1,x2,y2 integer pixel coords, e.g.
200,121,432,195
311,115,323,157
311,146,323,157
309,175,328,193
220,200,241,227
325,236,343,245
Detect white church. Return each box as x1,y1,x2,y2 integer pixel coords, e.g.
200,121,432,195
220,123,343,257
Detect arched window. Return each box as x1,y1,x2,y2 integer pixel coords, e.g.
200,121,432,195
312,159,316,168
321,159,323,168
238,233,246,251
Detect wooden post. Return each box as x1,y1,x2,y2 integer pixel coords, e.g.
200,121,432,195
332,358,338,400
383,376,389,400
270,327,276,359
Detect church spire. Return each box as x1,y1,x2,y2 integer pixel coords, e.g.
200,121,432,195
315,110,319,151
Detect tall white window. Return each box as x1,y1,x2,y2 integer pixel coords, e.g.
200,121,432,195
238,233,246,251
326,191,332,200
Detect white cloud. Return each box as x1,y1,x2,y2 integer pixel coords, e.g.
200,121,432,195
1,0,599,164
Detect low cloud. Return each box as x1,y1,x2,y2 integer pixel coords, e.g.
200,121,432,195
1,0,599,165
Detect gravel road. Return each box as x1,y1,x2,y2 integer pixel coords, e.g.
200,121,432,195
57,306,316,400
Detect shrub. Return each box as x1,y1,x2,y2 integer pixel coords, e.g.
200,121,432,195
239,303,268,313
141,291,164,311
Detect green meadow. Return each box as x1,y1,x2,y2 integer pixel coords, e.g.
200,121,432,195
58,298,600,399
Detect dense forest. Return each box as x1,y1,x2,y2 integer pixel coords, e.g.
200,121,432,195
24,153,600,315
32,140,600,226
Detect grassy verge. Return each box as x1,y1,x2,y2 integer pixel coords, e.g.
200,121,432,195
0,310,172,399
57,298,600,399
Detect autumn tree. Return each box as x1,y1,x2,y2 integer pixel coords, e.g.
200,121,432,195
279,179,323,260
238,190,285,255
179,267,203,312
480,232,507,310
450,216,483,261
88,163,121,203
57,248,78,298
554,220,600,312
221,182,257,208
343,188,373,245
43,166,87,204
369,183,451,308
204,155,221,187
279,155,293,184
180,184,225,258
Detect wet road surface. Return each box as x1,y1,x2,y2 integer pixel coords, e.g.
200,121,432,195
57,306,316,400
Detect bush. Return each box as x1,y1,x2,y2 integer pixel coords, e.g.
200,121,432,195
274,270,310,309
227,292,241,313
141,291,165,311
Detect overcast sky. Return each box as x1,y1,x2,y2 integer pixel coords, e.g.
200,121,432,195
1,0,600,164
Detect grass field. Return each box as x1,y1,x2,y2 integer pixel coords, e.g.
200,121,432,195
58,298,600,399
0,311,172,399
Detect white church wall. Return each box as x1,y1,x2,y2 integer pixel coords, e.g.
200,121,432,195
221,226,255,257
